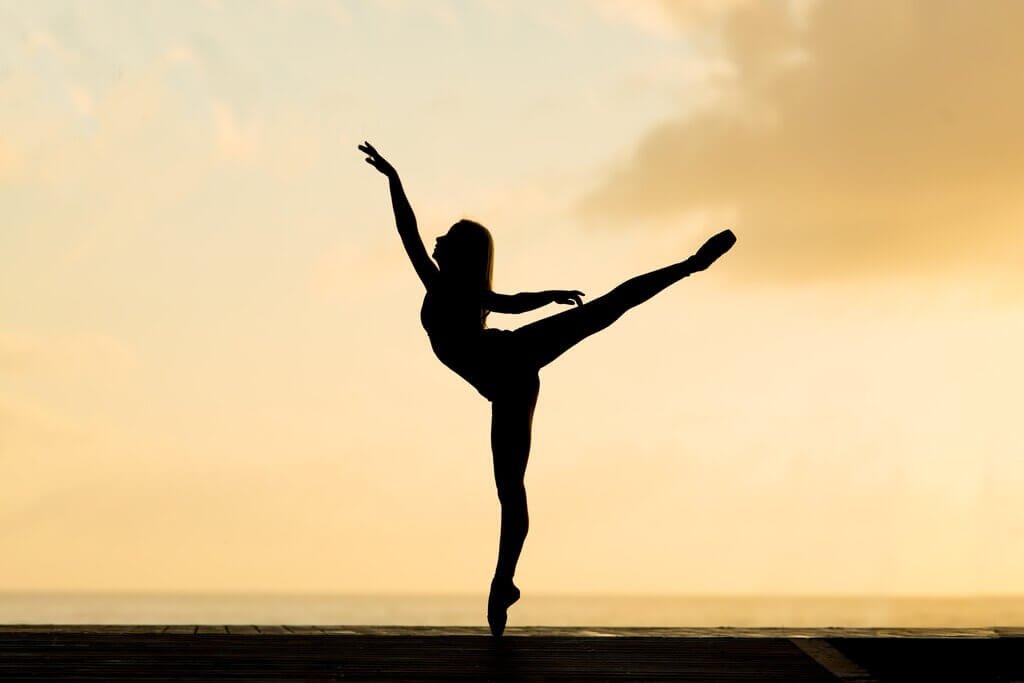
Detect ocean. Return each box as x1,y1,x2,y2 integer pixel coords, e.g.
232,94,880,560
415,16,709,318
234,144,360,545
2,593,1022,627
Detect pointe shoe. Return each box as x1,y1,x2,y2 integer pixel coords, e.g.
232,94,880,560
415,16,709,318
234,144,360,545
691,229,737,270
487,581,520,637
487,603,507,637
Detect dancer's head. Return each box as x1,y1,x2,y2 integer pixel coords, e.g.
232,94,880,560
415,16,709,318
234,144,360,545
434,219,493,292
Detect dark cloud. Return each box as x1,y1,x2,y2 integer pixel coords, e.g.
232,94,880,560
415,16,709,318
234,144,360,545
583,1,1024,286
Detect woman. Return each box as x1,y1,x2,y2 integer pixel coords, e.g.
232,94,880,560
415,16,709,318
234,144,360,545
359,142,736,636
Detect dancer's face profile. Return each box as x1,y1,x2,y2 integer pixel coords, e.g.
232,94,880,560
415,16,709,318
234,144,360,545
432,234,448,262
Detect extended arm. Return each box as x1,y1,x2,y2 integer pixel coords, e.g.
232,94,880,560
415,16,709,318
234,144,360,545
359,142,438,289
485,289,585,314
386,172,438,289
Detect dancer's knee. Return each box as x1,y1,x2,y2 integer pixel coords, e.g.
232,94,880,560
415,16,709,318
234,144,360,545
497,482,526,506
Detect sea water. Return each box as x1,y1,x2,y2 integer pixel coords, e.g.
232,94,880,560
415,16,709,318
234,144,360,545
2,593,1022,627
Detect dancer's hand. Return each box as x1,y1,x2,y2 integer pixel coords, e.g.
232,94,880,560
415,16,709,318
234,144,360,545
690,229,736,271
359,141,396,178
550,290,585,306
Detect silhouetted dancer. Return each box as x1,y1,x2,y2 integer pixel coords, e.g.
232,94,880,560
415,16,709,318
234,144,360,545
359,141,736,636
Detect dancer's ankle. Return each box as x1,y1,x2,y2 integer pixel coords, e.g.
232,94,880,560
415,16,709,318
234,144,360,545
489,577,520,604
491,574,514,589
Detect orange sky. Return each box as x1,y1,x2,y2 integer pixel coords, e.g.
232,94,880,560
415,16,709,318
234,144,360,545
2,1,1023,599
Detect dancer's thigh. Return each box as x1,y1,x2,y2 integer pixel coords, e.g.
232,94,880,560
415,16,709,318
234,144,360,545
511,296,620,369
489,376,539,487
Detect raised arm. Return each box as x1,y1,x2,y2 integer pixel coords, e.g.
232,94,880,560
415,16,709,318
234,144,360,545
485,289,585,314
359,142,438,290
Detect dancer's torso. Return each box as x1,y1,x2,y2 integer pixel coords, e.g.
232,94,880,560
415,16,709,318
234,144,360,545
421,285,534,401
420,283,486,364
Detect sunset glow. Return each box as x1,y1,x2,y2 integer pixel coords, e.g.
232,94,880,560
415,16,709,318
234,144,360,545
3,1,1022,606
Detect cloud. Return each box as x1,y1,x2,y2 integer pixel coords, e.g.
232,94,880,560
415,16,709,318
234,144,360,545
591,0,684,38
0,136,19,179
0,332,139,375
581,1,1024,287
163,44,199,66
212,100,262,162
25,27,78,64
68,84,94,116
594,0,759,36
0,393,86,444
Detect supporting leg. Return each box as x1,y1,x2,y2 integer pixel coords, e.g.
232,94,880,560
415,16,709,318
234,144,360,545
488,379,539,636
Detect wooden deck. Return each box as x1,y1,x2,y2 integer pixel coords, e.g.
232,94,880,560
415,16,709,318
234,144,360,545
0,626,1020,681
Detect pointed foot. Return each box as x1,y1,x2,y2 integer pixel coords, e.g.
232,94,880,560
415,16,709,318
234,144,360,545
691,229,737,270
487,580,520,637
487,607,507,637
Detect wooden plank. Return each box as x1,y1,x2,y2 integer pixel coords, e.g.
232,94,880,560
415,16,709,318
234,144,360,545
828,636,1014,682
282,625,325,635
0,630,838,681
791,639,878,682
56,625,139,634
0,627,1019,681
317,626,362,635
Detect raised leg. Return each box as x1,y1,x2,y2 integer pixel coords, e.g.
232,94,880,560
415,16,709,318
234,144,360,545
514,229,736,369
487,377,539,636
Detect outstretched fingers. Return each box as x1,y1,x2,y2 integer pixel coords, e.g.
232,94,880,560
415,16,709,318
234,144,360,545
359,141,378,164
358,140,394,175
553,289,585,306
